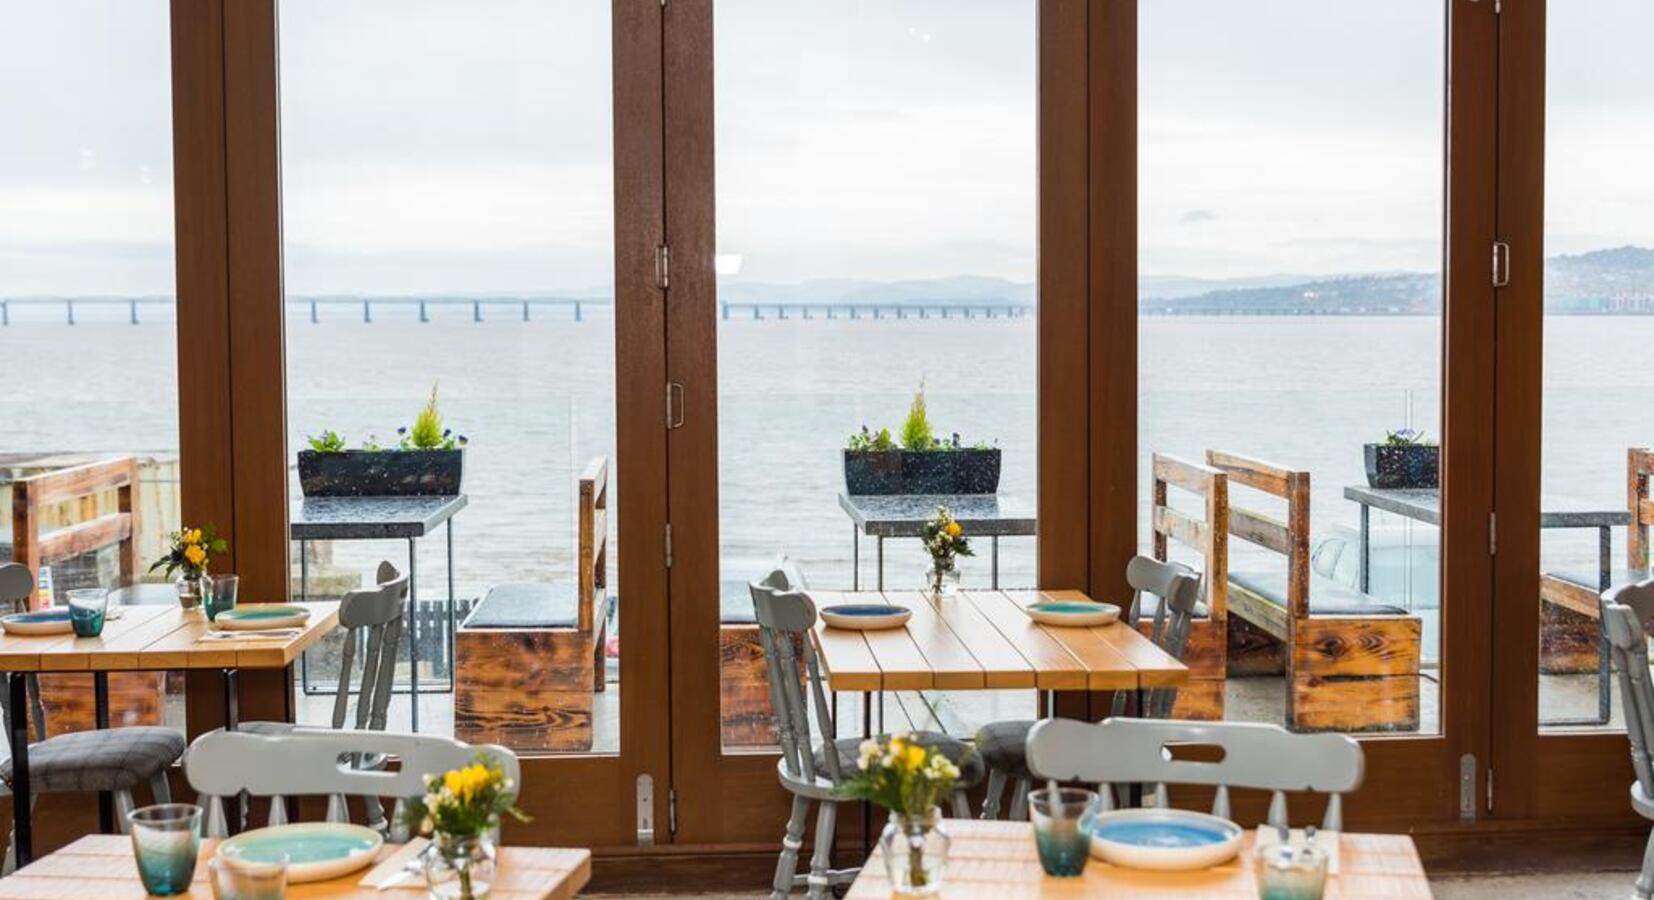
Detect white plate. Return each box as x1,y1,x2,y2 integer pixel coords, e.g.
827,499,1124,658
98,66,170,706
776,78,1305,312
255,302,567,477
818,604,912,631
1,610,74,636
216,822,383,884
209,604,311,631
1089,808,1243,871
1024,601,1120,627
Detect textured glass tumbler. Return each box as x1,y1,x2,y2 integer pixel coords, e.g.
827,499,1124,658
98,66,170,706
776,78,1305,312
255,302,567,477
210,851,288,900
1029,787,1099,877
128,804,203,897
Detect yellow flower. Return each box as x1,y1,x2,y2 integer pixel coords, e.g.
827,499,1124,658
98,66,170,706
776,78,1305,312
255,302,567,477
183,544,207,566
185,528,203,544
904,745,927,772
945,522,962,538
443,764,493,803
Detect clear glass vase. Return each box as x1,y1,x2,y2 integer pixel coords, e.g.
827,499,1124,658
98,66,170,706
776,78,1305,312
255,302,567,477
423,832,497,900
925,564,960,600
175,574,204,611
880,808,950,896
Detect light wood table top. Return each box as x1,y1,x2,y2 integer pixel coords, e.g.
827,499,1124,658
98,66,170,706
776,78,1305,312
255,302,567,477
811,590,1188,693
847,819,1432,899
0,602,340,673
0,834,591,899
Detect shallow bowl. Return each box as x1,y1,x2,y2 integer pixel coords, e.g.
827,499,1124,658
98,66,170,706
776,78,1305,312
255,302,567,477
1088,808,1243,871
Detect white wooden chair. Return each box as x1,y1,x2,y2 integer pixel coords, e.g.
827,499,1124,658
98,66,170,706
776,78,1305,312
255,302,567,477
1599,579,1654,899
184,728,519,840
1026,716,1363,829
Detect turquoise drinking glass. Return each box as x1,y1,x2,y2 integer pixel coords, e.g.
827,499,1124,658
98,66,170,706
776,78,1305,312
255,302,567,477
65,588,108,638
1029,787,1099,877
204,573,239,622
128,804,203,896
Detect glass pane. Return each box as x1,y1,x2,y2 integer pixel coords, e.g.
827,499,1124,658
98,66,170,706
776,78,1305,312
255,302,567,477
279,1,619,754
1537,0,1654,731
715,1,1038,752
0,1,183,742
1138,1,1444,734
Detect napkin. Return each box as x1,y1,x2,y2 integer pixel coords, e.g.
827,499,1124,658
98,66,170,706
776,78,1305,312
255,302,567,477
1253,826,1341,875
359,838,430,890
198,628,302,641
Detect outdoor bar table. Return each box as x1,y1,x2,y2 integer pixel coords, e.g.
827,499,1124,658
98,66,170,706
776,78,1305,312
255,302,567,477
0,833,591,899
0,601,340,866
290,493,467,732
1344,484,1628,725
837,493,1036,590
845,818,1434,898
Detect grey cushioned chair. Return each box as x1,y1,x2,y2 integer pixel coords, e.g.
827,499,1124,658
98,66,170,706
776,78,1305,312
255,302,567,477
974,555,1202,819
752,568,982,900
1599,579,1654,899
0,564,184,873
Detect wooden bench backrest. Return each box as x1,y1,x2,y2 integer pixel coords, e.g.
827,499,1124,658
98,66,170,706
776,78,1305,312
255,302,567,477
1151,453,1228,619
1205,450,1310,620
577,456,608,633
1629,448,1654,571
10,456,140,608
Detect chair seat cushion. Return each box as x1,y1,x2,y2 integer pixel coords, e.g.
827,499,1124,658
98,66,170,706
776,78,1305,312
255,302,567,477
2,727,184,793
974,720,1035,779
815,733,984,787
1229,569,1410,616
466,583,608,629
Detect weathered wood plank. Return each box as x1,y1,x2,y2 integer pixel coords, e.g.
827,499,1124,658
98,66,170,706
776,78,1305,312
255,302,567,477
454,627,593,752
717,624,773,748
1226,582,1290,641
1227,507,1290,556
1225,615,1287,676
1206,449,1294,497
1291,673,1421,733
1538,573,1599,619
884,591,984,690
1293,616,1422,678
1538,600,1600,674
1151,453,1221,496
928,591,1037,690
1151,506,1207,550
35,514,133,567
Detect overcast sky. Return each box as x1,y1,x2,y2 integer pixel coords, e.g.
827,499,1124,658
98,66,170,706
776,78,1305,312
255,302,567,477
2,0,1651,296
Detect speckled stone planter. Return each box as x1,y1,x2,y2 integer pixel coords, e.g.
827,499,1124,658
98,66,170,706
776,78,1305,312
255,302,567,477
1363,443,1438,490
297,449,464,496
843,448,1001,495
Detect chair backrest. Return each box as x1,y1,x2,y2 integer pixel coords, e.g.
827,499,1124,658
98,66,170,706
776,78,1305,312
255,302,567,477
1150,453,1229,626
331,561,410,731
577,456,608,634
185,728,520,838
1628,449,1654,571
1121,555,1203,718
749,568,838,785
0,564,46,743
10,457,140,608
1026,717,1363,830
1602,581,1654,803
1206,450,1310,623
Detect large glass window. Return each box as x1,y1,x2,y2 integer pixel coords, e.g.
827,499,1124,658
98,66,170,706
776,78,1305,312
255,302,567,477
279,1,621,753
1138,1,1445,734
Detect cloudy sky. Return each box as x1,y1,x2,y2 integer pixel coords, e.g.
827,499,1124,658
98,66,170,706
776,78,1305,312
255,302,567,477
1,0,1651,296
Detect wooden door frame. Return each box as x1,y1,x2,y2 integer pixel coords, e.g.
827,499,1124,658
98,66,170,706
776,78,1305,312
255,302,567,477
169,0,677,851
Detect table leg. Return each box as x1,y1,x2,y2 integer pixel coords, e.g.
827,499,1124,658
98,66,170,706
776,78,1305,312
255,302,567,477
446,521,457,688
409,538,420,733
992,537,1000,589
862,692,873,856
299,539,312,695
876,537,884,591
877,690,884,734
852,526,860,591
223,668,243,834
1598,525,1614,724
1358,504,1371,594
94,672,112,834
9,673,33,867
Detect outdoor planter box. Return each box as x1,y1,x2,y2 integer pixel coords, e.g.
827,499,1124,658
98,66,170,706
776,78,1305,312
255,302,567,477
842,448,1001,495
1363,443,1438,490
297,448,464,496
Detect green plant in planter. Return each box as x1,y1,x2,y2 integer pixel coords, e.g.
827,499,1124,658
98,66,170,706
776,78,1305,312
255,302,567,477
1382,427,1435,447
848,426,895,451
307,430,346,453
398,383,468,451
900,384,935,450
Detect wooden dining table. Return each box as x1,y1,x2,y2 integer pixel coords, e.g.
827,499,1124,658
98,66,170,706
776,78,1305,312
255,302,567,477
846,819,1434,898
0,834,591,899
0,601,341,865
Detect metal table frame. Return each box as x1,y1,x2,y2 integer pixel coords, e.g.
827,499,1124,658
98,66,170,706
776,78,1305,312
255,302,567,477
1344,485,1628,726
291,494,467,733
838,492,1035,591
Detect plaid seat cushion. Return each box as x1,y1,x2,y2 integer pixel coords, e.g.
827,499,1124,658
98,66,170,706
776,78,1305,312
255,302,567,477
974,720,1034,779
815,732,985,787
2,727,184,793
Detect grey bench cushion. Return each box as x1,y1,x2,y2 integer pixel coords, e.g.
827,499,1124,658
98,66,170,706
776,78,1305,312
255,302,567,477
2,727,184,793
465,583,590,629
1230,569,1409,616
974,719,1035,779
815,732,984,787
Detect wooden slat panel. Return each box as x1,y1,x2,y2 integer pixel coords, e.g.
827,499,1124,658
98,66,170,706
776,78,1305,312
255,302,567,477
35,514,132,567
959,591,1088,690
857,617,935,692
1001,591,1137,690
36,605,177,672
1227,507,1290,555
1292,674,1421,734
926,591,1036,690
15,459,135,509
1227,582,1291,640
883,592,983,690
1205,450,1296,497
1042,589,1189,689
1293,616,1422,678
1151,453,1219,496
808,590,883,693
1151,506,1207,549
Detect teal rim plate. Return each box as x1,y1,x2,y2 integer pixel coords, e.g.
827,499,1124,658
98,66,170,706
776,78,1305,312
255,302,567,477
217,822,383,884
1088,808,1243,871
1025,601,1120,627
2,610,74,636
210,604,311,631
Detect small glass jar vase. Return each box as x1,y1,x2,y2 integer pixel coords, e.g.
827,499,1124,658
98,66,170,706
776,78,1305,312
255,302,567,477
175,574,204,612
880,808,950,896
424,832,497,900
1253,828,1329,900
925,563,960,600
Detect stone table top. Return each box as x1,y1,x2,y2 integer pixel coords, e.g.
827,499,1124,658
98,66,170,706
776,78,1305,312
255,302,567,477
1343,485,1628,529
838,492,1035,538
290,494,468,540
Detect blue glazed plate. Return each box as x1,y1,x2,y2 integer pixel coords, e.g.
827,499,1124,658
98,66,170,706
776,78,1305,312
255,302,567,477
1089,808,1243,871
1,609,73,636
819,604,912,631
1025,601,1120,627
217,822,383,883
210,604,311,631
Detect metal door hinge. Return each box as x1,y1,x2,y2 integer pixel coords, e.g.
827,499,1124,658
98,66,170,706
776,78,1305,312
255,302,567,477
656,244,671,290
666,382,685,430
1492,241,1511,287
1487,766,1495,813
665,523,674,569
1488,512,1497,555
636,774,655,846
1458,753,1477,822
1473,0,1503,15
668,787,679,835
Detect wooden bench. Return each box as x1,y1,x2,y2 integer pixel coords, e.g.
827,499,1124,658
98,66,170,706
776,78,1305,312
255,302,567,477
454,456,611,752
1207,450,1423,732
1538,447,1654,673
8,457,164,734
1147,453,1228,720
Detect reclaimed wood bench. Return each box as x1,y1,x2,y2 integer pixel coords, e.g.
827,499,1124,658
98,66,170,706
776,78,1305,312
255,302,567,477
1206,450,1423,732
1147,453,1229,720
